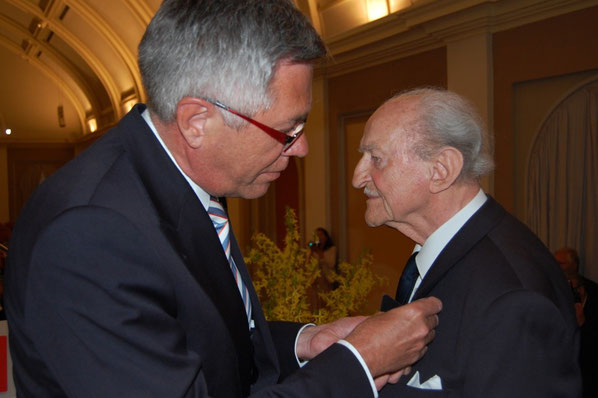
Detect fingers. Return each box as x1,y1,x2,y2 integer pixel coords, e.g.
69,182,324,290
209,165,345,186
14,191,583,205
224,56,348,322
388,367,408,384
374,374,389,391
424,327,436,345
297,315,370,360
374,367,411,390
412,296,443,315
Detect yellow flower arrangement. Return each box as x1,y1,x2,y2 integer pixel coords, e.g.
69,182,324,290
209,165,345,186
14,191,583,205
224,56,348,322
246,207,385,323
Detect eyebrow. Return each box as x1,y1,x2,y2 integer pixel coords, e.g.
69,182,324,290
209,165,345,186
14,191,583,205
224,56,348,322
280,114,308,133
294,113,308,124
358,144,376,153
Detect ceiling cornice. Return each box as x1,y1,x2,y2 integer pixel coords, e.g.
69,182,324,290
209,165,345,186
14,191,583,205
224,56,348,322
319,0,598,78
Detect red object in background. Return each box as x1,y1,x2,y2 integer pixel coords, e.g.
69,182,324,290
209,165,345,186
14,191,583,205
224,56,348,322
0,335,6,391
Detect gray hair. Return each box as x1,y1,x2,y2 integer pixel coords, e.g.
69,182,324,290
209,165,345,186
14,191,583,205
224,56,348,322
138,0,326,125
390,87,494,181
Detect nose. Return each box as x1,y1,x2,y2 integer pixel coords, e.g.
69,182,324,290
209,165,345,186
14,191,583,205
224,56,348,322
283,132,308,158
352,155,368,189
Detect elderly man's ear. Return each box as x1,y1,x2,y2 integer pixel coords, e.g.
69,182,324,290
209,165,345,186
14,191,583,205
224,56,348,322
429,147,464,193
175,97,214,148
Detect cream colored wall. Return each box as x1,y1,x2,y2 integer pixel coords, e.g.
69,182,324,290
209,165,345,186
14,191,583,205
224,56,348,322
0,145,8,223
303,75,330,241
447,33,494,195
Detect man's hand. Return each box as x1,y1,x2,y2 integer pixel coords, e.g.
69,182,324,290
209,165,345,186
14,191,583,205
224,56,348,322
374,367,411,391
345,297,442,378
296,315,367,360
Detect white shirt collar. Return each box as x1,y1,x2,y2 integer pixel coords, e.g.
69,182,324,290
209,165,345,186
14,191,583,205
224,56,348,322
141,109,211,211
409,189,487,300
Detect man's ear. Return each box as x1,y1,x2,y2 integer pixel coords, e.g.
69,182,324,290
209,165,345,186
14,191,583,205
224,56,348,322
175,97,213,148
429,146,463,193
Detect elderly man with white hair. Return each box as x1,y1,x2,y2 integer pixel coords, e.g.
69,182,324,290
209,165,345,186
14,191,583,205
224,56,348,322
353,87,582,397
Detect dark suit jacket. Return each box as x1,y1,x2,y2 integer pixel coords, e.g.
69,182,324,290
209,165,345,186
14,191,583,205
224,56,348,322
4,105,371,397
380,197,582,398
579,276,598,397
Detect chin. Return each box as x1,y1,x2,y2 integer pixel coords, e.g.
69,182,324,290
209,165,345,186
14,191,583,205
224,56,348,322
238,183,272,199
364,205,386,227
365,215,384,228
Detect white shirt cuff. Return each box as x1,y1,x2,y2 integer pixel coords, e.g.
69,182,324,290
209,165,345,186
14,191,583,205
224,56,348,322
294,323,316,367
337,340,378,397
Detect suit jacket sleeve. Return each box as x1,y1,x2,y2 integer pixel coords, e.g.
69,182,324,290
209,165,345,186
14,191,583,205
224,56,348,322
462,290,580,397
267,321,303,379
26,207,214,397
25,207,372,397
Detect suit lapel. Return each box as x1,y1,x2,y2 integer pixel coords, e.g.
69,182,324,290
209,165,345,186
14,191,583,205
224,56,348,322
413,197,506,300
117,105,255,392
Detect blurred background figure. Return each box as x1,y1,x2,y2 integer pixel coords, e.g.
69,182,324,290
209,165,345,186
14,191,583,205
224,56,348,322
555,247,598,398
310,228,338,276
308,228,338,308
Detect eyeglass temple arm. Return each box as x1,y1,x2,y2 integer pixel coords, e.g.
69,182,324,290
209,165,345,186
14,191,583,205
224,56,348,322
207,99,289,144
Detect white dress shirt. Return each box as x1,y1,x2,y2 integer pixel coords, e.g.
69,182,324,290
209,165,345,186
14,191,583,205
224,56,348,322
408,189,488,302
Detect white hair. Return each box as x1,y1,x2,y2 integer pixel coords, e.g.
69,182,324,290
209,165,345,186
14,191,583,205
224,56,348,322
390,87,495,181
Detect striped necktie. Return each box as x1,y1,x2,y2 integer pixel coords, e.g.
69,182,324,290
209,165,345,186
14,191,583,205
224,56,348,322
208,196,252,326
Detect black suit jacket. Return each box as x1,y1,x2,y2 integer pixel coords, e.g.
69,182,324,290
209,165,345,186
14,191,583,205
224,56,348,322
380,197,582,398
5,105,371,397
578,276,598,397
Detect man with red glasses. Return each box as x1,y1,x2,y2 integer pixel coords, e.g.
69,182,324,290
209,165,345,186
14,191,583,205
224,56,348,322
5,0,441,397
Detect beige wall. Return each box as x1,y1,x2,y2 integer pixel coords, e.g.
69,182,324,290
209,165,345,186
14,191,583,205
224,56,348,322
493,5,598,212
303,75,330,241
447,33,494,194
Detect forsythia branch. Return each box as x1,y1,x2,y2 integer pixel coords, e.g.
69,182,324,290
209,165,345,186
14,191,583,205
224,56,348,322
246,207,385,323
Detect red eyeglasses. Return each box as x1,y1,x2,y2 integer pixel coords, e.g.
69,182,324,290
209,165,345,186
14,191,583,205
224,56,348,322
207,99,305,152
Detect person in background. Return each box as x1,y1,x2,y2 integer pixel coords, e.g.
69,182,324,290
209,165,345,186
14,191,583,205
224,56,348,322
352,87,581,397
4,1,441,397
310,228,338,274
308,227,339,308
555,247,598,397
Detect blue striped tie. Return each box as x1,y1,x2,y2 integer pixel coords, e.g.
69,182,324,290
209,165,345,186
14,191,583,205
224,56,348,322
208,196,252,327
